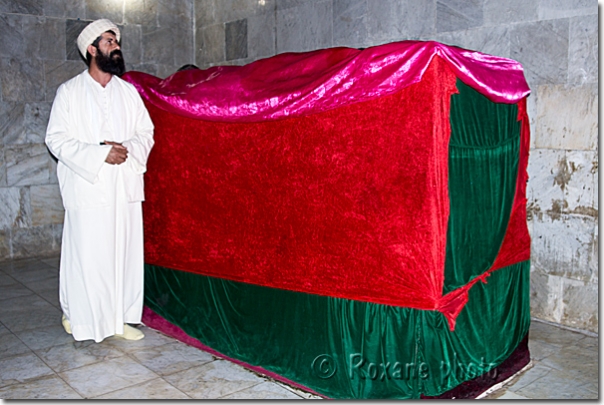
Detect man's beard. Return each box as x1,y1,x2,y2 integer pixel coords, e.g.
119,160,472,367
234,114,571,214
95,48,126,76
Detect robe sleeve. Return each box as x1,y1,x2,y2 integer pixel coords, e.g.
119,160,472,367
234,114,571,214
121,90,155,175
45,83,112,184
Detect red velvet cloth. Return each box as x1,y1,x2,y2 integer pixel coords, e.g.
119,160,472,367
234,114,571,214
143,57,457,311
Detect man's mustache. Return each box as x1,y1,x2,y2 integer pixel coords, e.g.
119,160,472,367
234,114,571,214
110,49,123,59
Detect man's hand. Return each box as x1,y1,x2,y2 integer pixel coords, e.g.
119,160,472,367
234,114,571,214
104,141,128,165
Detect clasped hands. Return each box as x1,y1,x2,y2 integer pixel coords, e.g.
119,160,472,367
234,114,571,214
104,140,128,165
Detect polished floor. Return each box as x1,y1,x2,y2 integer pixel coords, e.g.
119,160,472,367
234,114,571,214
0,256,598,399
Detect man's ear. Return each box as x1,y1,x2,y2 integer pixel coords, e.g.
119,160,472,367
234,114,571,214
87,44,97,57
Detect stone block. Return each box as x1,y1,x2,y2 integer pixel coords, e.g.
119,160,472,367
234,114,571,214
0,14,48,60
225,19,247,61
367,0,435,42
0,102,25,145
0,187,31,230
173,24,195,68
0,229,10,259
120,23,142,65
11,224,62,258
38,17,66,61
65,18,89,61
30,184,64,226
43,0,86,18
589,222,597,283
333,0,368,48
561,278,597,332
247,11,275,59
276,0,332,53
526,148,565,222
568,14,598,86
562,150,597,215
85,0,124,24
156,64,181,79
124,0,157,25
436,0,482,34
538,0,596,20
142,26,174,65
195,0,217,27
533,83,597,150
126,63,158,76
5,144,50,187
484,0,537,25
510,20,569,87
47,152,58,185
0,151,6,187
216,0,275,22
2,102,49,145
436,25,511,58
531,212,595,283
276,0,309,10
158,0,193,28
0,0,43,15
529,269,557,323
0,58,45,102
526,93,536,149
44,60,85,101
196,23,225,66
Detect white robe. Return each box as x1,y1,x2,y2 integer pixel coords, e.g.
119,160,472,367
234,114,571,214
46,70,154,342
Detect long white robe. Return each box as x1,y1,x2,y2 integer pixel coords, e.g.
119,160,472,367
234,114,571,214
46,70,154,342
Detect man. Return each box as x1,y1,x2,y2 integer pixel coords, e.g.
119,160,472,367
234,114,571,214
46,19,154,342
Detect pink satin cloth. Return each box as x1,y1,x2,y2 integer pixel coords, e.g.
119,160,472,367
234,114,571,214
123,40,530,122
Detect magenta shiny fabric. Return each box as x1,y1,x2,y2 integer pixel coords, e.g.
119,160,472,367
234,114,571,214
123,40,529,123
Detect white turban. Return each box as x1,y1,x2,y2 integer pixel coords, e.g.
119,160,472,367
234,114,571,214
76,19,121,58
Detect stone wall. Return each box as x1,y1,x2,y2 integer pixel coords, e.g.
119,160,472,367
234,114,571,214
1,0,597,333
0,0,195,258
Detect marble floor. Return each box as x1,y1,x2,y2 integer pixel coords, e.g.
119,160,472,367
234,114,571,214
0,256,598,400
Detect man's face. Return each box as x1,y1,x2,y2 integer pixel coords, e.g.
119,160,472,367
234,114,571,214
94,31,125,76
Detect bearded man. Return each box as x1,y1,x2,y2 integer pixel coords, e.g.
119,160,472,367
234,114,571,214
46,19,154,342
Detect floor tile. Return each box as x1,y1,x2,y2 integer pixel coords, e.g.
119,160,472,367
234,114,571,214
35,340,127,373
0,300,61,333
164,359,266,399
503,362,552,392
0,374,83,399
0,282,35,301
0,258,46,273
514,367,598,399
220,381,304,399
0,272,17,286
496,390,530,399
0,328,32,360
275,381,324,399
101,326,180,353
0,352,55,389
529,321,586,347
128,341,215,376
92,377,191,399
527,339,561,361
36,287,61,308
14,322,75,351
39,256,61,269
19,275,59,294
0,262,57,284
538,344,598,380
58,355,160,398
